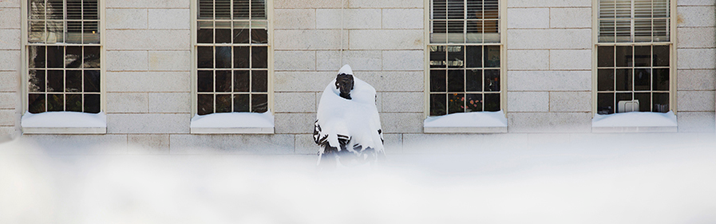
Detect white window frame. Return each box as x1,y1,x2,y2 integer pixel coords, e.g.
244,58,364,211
190,0,275,134
591,0,678,133
423,0,507,133
20,0,107,134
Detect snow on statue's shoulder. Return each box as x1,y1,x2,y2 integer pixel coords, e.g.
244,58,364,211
592,111,677,127
424,111,507,128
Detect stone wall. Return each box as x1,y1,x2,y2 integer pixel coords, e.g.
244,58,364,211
0,0,21,140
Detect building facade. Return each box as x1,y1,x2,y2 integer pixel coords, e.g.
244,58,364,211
0,0,714,153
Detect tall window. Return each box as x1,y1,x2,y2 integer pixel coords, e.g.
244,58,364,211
196,0,269,115
27,0,101,113
428,0,501,116
596,0,671,114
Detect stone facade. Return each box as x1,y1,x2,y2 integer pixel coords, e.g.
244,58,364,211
0,0,714,154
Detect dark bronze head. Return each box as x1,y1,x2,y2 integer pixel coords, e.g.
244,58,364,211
335,73,354,100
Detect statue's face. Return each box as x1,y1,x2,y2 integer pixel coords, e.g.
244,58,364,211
335,73,354,99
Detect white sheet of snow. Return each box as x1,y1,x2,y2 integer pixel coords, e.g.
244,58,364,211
592,111,677,127
424,111,507,128
190,111,274,128
21,111,106,128
316,66,383,152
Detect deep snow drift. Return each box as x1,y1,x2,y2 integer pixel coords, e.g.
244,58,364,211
1,134,716,224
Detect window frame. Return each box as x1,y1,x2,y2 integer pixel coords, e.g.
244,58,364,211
592,0,677,116
423,0,507,119
190,0,274,117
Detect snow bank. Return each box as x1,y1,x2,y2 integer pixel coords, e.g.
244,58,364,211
424,111,507,128
21,111,106,128
190,111,274,128
592,111,677,127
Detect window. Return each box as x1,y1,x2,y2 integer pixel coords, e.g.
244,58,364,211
195,0,269,115
428,0,502,116
26,0,101,114
596,0,672,115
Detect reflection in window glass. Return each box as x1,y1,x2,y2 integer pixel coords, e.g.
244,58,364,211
197,0,269,115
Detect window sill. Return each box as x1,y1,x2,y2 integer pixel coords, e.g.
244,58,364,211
423,111,508,134
592,111,678,133
21,112,107,134
190,112,275,134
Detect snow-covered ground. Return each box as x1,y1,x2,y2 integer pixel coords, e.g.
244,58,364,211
1,134,715,224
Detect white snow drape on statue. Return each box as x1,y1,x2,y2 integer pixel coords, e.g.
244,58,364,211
315,74,383,153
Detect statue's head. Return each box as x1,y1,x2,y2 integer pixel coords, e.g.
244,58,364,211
335,73,354,100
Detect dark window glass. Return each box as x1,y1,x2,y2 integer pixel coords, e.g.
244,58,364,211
233,46,250,68
484,46,500,67
430,46,447,68
47,70,63,92
251,70,268,92
29,70,45,92
447,70,464,92
634,93,651,112
66,46,82,68
233,24,250,43
233,0,250,19
465,69,482,91
29,46,46,68
215,46,232,68
197,71,213,92
653,45,669,66
484,93,500,111
252,28,268,44
615,69,632,91
84,70,100,92
251,0,266,19
252,94,268,113
84,94,100,113
84,46,100,68
197,94,214,115
234,70,250,92
616,46,632,67
484,69,499,92
466,94,482,112
198,46,214,68
216,94,232,113
252,46,267,68
234,94,250,112
465,46,482,68
47,94,64,111
28,94,46,113
47,46,64,68
215,25,232,43
634,46,651,67
66,94,82,112
448,93,465,114
83,21,99,44
598,46,614,67
616,93,632,111
597,93,614,115
598,69,615,91
653,68,669,91
447,46,464,68
634,68,651,91
197,22,213,43
66,70,82,92
215,71,232,92
430,94,447,116
653,93,669,113
430,70,446,92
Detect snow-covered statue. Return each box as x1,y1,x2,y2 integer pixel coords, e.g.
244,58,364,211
313,65,385,167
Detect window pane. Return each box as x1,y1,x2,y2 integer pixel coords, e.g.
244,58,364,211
197,46,214,68
465,69,482,92
430,46,447,68
46,20,64,43
84,70,100,92
215,21,232,43
197,94,214,115
447,46,464,68
430,94,447,116
431,21,447,43
251,22,268,44
234,0,250,19
653,45,669,66
653,68,669,91
634,93,651,112
66,94,82,112
216,94,232,113
66,46,82,68
84,46,100,68
47,46,64,68
653,93,669,113
615,46,632,67
447,70,464,92
199,0,214,19
466,0,482,19
84,94,100,113
83,21,99,44
47,94,64,111
597,93,615,115
83,0,99,19
653,19,669,42
47,70,63,92
615,69,632,91
251,0,267,19
234,94,250,112
215,46,232,68
28,94,46,113
215,71,232,92
251,70,268,92
484,46,500,67
447,0,464,19
484,0,498,19
197,71,213,92
465,46,482,68
28,20,45,43
29,70,45,92
47,0,64,19
598,69,615,91
484,69,499,92
252,46,267,68
634,68,651,91
447,21,464,43
29,0,45,19
483,93,500,111
616,92,632,106
430,70,446,92
29,46,46,68
233,70,250,92
66,70,82,92
251,94,268,113
233,21,250,43
598,46,614,67
67,21,83,44
233,46,250,68
197,21,214,44
634,46,651,67
466,93,482,112
215,0,231,19
433,0,446,20
448,93,465,114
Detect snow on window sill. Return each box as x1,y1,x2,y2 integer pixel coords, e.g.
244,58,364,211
21,112,107,134
592,111,678,133
423,111,508,133
190,112,275,134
